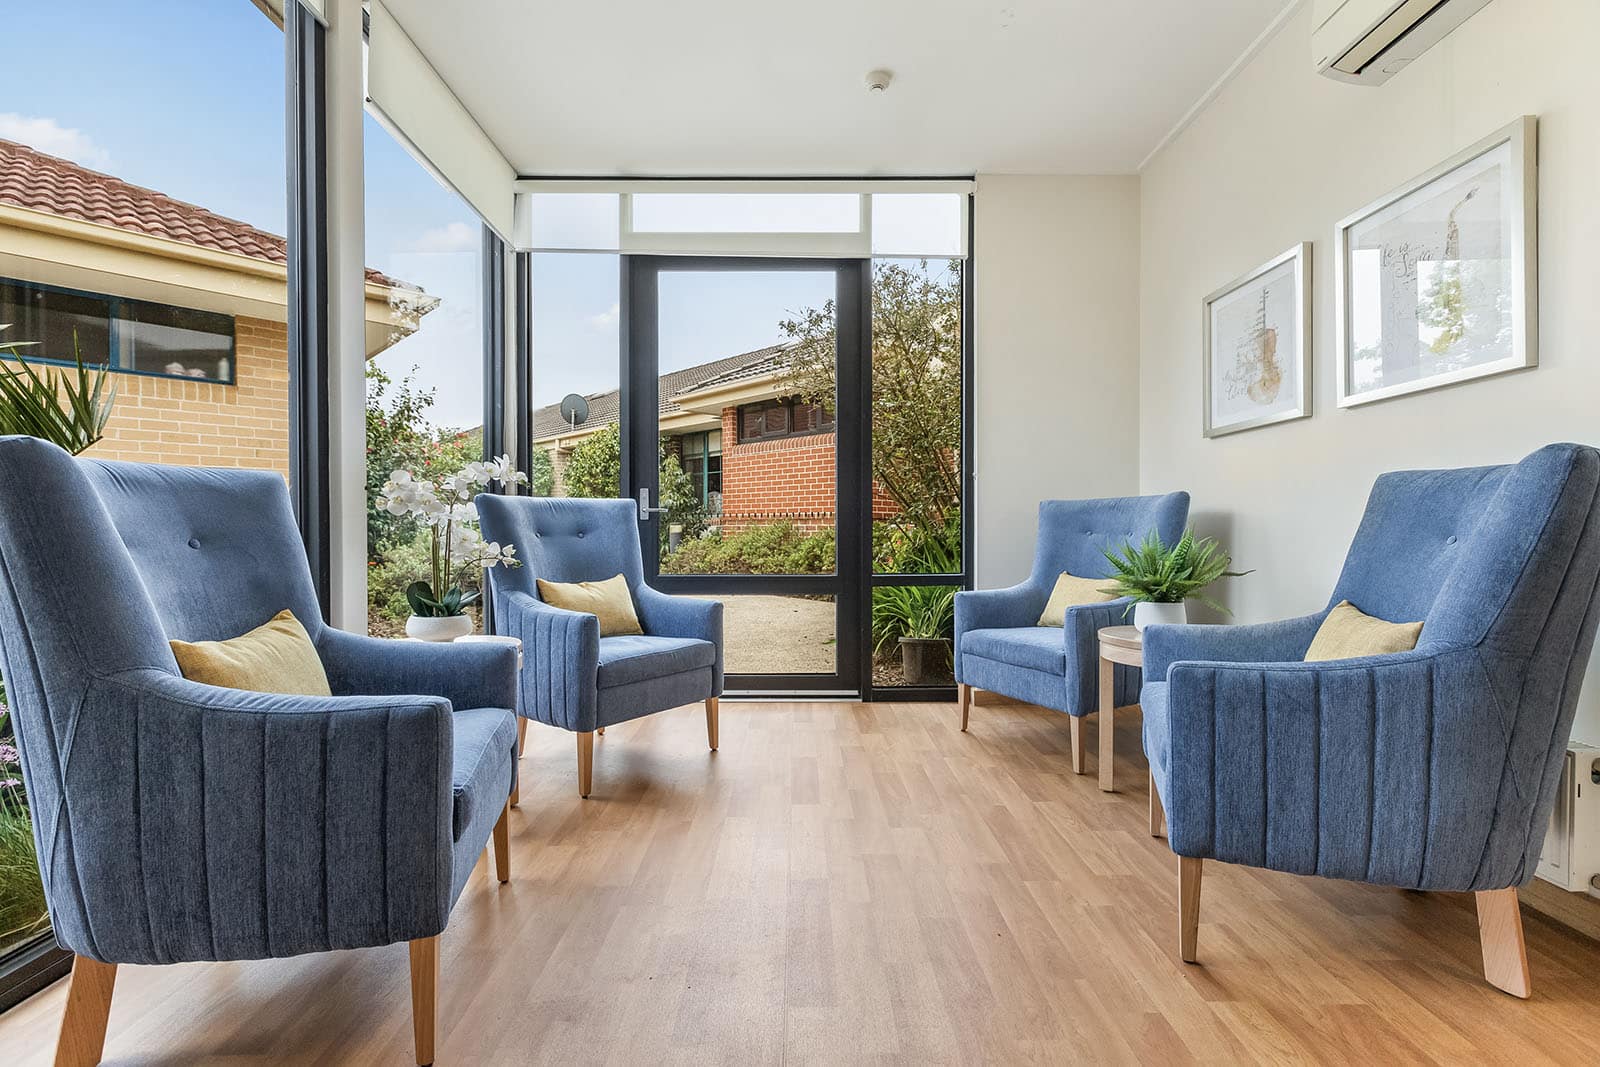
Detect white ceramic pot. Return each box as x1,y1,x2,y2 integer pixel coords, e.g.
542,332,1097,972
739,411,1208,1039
406,614,474,642
1133,601,1188,631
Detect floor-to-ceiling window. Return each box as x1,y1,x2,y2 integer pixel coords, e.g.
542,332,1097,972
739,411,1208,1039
519,187,972,697
363,115,488,637
0,0,291,1005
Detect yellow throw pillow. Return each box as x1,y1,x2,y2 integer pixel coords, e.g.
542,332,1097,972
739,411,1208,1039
1037,571,1118,627
170,609,331,697
1304,600,1423,662
537,574,643,637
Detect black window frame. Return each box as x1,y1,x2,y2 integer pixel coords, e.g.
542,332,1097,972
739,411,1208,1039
0,275,238,385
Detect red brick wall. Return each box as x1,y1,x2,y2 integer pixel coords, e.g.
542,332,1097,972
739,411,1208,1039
715,404,902,532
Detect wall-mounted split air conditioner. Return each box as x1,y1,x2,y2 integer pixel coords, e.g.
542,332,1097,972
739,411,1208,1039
1313,0,1494,85
1538,743,1600,897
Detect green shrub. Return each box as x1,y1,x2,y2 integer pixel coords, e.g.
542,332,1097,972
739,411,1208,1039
872,515,961,574
661,522,835,575
0,683,49,951
871,584,957,657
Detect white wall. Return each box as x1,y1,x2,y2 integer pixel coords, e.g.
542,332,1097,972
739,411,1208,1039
1138,0,1600,738
974,174,1142,588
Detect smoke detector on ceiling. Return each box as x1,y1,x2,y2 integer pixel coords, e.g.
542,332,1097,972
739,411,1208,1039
865,69,893,93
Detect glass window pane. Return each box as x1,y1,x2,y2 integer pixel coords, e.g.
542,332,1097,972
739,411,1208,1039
119,302,234,381
656,270,837,574
872,584,959,687
528,252,621,502
365,115,487,637
528,192,620,250
630,193,862,234
871,193,963,257
871,260,963,575
0,281,112,366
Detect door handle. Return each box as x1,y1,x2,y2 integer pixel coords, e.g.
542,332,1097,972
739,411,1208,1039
637,487,668,520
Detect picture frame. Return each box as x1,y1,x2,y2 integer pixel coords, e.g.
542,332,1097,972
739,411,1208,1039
1334,115,1538,408
1202,242,1311,438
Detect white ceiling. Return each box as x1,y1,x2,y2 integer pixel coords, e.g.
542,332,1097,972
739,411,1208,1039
380,0,1290,177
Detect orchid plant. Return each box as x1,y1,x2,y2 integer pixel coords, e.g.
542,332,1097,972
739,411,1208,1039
376,455,528,618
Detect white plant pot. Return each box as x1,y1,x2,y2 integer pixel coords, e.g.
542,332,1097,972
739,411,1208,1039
1133,601,1187,631
406,614,474,642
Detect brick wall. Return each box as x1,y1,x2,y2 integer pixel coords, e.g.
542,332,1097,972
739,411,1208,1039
718,406,836,533
11,315,291,475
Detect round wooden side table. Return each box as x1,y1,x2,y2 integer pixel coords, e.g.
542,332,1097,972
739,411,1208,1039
1096,625,1142,793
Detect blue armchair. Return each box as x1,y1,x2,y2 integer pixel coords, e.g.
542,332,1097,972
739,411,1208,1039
954,494,1190,780
0,438,519,1065
1142,444,1600,997
475,496,723,798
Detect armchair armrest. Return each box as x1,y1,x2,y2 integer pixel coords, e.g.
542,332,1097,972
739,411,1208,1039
1142,612,1326,684
61,668,455,965
493,588,600,731
317,626,519,711
955,583,1045,636
635,584,724,692
1060,597,1138,712
1156,646,1509,890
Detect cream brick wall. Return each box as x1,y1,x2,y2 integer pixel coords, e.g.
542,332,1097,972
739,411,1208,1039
10,314,291,476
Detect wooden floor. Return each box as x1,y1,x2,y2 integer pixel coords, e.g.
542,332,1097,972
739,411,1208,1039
7,700,1600,1064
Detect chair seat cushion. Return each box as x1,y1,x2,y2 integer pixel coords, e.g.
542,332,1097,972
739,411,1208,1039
961,627,1066,675
597,635,716,689
451,706,518,842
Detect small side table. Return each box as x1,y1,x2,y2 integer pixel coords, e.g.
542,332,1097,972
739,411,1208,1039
1096,625,1143,793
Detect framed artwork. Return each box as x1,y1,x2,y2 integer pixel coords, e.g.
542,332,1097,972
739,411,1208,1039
1202,242,1311,438
1335,115,1538,408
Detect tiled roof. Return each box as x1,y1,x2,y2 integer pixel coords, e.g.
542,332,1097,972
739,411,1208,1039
0,138,407,288
530,343,789,441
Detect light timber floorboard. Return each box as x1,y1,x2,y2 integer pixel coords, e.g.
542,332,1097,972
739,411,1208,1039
5,700,1600,1064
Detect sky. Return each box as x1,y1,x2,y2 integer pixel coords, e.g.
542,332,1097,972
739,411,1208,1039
3,3,941,431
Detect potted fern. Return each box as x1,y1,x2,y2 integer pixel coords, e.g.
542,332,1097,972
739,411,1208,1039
1101,529,1247,630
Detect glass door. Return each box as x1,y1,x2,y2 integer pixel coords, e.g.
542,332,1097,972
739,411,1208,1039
624,257,867,695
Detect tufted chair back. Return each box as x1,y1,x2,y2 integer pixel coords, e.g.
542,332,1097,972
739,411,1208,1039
475,496,645,605
1329,443,1600,881
1027,494,1192,595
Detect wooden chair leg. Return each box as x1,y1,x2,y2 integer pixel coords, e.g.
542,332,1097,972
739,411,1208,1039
958,683,971,732
1179,856,1203,963
1149,771,1166,838
1097,656,1115,791
1069,715,1084,774
1476,887,1532,998
705,696,719,751
577,730,594,798
493,800,511,884
409,936,439,1066
54,955,116,1067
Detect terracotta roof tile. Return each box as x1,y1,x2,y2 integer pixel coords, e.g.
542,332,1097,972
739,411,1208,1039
0,138,409,288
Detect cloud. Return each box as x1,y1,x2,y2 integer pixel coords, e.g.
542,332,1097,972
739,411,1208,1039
0,113,110,169
405,221,480,254
588,301,620,330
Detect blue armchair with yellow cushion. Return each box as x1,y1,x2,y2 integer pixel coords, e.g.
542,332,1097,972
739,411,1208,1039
0,437,519,1065
954,493,1190,775
1142,444,1600,997
475,496,723,798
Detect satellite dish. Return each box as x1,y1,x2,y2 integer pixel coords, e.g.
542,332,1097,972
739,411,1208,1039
559,393,590,429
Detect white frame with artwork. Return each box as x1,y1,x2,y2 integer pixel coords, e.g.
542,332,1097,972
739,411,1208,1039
1334,115,1538,409
1202,242,1311,438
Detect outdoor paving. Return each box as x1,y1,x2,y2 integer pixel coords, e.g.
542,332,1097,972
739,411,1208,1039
687,594,836,674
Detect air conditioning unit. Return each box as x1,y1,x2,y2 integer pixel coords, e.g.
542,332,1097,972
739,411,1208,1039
1313,0,1494,85
1537,742,1600,895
